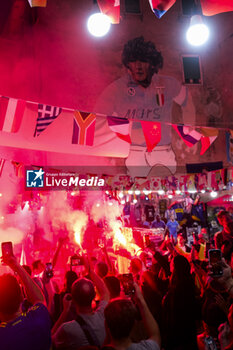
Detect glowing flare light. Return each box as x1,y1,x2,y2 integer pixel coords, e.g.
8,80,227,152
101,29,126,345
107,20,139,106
73,212,88,247
115,228,127,246
110,221,127,246
74,230,81,246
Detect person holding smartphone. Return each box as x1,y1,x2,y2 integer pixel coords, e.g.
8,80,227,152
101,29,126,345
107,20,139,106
104,283,161,350
52,255,110,349
215,210,233,263
0,250,51,350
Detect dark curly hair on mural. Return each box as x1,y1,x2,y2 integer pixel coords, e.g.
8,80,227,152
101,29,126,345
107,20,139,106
122,36,163,74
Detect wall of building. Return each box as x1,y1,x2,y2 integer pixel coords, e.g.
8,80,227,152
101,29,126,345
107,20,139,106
0,0,232,172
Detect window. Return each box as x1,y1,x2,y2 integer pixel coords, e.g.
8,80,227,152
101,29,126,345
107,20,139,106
125,0,141,14
181,0,197,16
182,55,202,84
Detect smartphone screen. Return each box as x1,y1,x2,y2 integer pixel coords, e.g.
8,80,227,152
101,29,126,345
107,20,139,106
45,262,54,278
120,273,135,295
46,262,53,271
71,258,81,266
209,249,222,264
146,258,152,268
208,249,223,277
1,242,13,259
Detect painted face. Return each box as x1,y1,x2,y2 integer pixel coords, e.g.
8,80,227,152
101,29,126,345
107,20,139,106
128,60,150,83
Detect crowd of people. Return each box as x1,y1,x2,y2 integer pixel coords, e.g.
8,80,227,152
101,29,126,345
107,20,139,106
1,209,233,350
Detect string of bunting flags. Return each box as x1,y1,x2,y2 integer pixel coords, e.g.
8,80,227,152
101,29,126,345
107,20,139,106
96,0,233,20
0,94,231,156
3,159,233,193
27,0,233,18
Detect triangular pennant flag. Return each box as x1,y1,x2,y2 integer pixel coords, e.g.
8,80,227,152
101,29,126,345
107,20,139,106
148,0,176,18
107,116,131,144
199,127,219,155
173,125,202,147
97,0,120,24
200,0,233,16
150,177,161,190
28,0,47,7
141,121,161,152
34,104,62,137
72,111,96,146
0,96,26,133
12,161,24,178
187,174,196,192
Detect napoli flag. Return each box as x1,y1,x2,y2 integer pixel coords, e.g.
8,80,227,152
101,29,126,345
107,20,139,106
200,0,233,16
148,0,176,18
107,116,131,143
141,121,161,152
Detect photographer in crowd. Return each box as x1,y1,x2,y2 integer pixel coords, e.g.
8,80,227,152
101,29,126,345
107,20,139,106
52,256,110,350
0,255,51,350
104,283,161,350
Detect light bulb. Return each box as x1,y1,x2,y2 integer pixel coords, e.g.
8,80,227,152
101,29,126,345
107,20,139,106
87,13,111,37
186,15,209,46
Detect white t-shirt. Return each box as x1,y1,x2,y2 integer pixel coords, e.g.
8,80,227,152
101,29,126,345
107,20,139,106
94,73,186,146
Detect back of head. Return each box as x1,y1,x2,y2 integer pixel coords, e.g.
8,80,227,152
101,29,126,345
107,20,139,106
170,256,196,312
217,210,230,224
171,255,193,290
95,261,108,278
130,258,142,275
0,274,22,315
122,36,163,74
217,210,229,219
202,295,227,329
72,278,96,307
65,270,78,293
32,259,45,274
173,255,190,275
104,298,137,340
104,276,121,299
